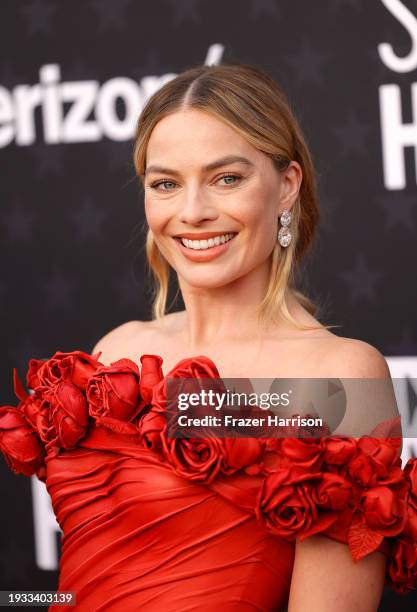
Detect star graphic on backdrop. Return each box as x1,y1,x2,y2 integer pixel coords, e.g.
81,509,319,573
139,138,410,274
19,0,56,36
0,538,34,584
2,198,35,244
165,0,204,27
332,111,373,159
30,145,65,178
338,254,382,303
374,193,416,231
249,0,281,20
89,0,131,31
283,39,329,88
69,197,108,241
41,266,78,312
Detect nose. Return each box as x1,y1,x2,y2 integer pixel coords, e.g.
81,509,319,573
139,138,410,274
177,188,218,225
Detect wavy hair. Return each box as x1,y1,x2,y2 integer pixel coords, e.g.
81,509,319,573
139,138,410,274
133,62,338,332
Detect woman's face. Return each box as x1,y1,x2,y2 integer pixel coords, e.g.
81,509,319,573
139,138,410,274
143,109,301,289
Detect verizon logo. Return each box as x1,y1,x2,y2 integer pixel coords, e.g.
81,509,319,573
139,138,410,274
0,44,224,148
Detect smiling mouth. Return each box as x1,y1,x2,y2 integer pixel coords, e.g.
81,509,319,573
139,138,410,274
174,233,238,251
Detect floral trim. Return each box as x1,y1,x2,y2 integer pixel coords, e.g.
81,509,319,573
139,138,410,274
0,350,416,593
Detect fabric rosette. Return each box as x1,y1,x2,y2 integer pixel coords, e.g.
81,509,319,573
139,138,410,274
139,355,224,481
343,436,409,562
385,458,417,593
26,350,103,454
0,406,46,479
33,350,102,394
253,431,416,574
254,436,359,540
138,355,267,483
0,368,46,479
255,464,353,540
87,358,146,435
0,350,165,459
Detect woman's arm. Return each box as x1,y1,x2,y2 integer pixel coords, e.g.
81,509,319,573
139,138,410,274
288,338,395,611
288,535,386,612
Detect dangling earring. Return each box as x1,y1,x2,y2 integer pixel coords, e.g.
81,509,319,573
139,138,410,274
277,209,292,247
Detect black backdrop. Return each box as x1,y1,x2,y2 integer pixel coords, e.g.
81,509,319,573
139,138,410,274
1,1,417,610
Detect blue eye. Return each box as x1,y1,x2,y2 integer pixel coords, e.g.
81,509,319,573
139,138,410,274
149,173,242,191
219,174,241,185
151,180,176,190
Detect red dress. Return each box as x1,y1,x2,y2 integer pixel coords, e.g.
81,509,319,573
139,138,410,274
1,349,417,611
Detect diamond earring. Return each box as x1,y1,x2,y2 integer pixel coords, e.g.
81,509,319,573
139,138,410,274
277,209,292,247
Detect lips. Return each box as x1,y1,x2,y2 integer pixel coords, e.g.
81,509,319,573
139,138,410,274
174,232,238,240
173,232,237,262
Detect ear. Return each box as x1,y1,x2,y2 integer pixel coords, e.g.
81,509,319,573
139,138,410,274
278,161,302,213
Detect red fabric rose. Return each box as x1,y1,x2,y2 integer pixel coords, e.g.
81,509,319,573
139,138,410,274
255,467,339,539
401,458,417,539
38,381,89,452
19,393,44,433
10,367,44,433
312,472,353,510
388,536,417,593
348,437,403,487
162,435,225,483
0,406,45,476
323,436,357,466
87,359,144,434
139,354,164,404
26,358,47,391
150,355,223,418
146,356,229,482
261,438,289,472
138,408,166,454
221,437,265,476
280,437,324,470
347,464,411,561
35,350,102,393
360,485,408,536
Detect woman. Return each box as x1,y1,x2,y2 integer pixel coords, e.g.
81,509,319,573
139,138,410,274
1,62,416,611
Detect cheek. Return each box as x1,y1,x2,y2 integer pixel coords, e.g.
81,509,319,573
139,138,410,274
237,191,278,241
144,199,168,232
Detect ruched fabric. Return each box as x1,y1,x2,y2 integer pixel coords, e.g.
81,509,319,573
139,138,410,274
1,349,417,611
47,426,295,611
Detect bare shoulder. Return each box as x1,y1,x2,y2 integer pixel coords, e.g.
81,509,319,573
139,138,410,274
91,320,146,361
90,311,184,365
317,335,391,379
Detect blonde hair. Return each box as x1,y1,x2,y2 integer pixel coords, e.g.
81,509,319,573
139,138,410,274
133,62,339,332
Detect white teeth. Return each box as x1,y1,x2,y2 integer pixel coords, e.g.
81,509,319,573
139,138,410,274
180,233,236,250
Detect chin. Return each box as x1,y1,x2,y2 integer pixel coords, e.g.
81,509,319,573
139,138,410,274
178,270,240,290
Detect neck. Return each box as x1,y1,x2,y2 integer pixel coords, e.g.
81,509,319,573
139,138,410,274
174,261,297,350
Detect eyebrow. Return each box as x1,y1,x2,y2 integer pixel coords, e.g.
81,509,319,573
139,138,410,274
145,155,255,177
